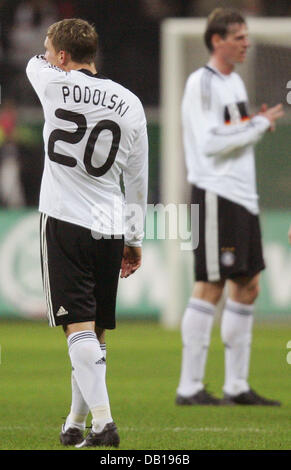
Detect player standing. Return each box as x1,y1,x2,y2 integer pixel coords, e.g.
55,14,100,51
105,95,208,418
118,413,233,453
26,19,148,447
176,8,283,406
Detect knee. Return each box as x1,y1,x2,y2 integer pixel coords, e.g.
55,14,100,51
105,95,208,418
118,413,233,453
248,282,260,302
230,276,260,304
241,281,260,304
193,281,224,305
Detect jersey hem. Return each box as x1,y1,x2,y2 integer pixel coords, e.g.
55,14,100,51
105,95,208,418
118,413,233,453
39,209,143,245
189,183,259,215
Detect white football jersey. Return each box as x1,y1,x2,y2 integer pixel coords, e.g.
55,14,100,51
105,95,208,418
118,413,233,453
26,55,148,246
182,64,270,214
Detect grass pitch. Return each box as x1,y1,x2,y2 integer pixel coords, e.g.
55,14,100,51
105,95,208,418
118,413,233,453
0,320,290,450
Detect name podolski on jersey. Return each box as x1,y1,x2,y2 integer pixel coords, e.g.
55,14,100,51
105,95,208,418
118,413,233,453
61,85,130,117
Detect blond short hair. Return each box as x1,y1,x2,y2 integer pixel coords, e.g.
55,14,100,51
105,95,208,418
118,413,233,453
47,18,98,64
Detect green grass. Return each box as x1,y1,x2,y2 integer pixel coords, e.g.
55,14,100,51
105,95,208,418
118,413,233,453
0,320,290,450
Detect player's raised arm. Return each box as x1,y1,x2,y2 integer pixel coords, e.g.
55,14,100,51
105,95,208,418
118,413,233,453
26,54,65,101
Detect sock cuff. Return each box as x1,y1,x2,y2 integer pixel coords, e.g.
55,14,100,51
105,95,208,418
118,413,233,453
67,330,98,351
188,297,216,316
225,298,254,316
91,405,112,432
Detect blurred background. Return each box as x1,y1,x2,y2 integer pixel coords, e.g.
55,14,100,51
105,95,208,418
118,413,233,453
0,0,290,324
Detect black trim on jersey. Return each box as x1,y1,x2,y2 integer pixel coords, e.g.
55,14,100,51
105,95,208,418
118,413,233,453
203,65,220,77
224,101,249,124
237,102,249,120
201,67,214,111
35,55,64,73
78,68,109,80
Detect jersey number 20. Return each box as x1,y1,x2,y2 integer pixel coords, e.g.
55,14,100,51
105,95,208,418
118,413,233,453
48,108,121,177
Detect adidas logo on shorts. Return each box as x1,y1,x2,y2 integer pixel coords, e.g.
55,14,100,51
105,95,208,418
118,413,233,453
56,306,69,317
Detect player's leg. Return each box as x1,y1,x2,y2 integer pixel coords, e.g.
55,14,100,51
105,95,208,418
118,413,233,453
40,215,91,444
75,235,124,447
61,325,107,441
176,280,224,405
219,209,280,406
221,274,258,397
60,321,93,444
63,321,118,448
221,274,280,405
176,185,225,405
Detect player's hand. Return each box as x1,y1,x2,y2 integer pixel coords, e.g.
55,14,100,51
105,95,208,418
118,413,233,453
120,245,142,278
258,103,284,131
250,104,267,120
288,226,291,245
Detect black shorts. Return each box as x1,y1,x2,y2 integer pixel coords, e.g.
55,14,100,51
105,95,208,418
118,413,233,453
40,214,124,328
192,186,265,282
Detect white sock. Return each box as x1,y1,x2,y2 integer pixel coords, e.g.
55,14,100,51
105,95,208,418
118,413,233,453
221,299,254,396
67,331,112,433
177,298,215,397
65,343,107,432
64,374,89,431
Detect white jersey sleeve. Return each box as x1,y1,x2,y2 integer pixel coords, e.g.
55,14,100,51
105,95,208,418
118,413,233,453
123,108,148,247
26,55,67,102
204,114,270,157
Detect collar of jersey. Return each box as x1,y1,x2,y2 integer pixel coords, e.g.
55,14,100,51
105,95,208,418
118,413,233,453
204,64,231,80
77,68,108,79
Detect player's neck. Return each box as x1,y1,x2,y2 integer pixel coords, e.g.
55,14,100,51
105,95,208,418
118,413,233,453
209,56,234,75
64,61,97,74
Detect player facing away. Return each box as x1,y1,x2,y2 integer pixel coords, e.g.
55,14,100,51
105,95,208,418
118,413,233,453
176,8,283,406
26,19,148,447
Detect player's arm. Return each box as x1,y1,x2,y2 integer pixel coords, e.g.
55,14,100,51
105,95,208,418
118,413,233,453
26,55,65,101
184,76,282,158
204,105,283,157
288,225,291,245
121,110,148,278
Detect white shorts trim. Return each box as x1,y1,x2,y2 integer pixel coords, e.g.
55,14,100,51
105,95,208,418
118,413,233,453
40,213,55,327
205,191,220,282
